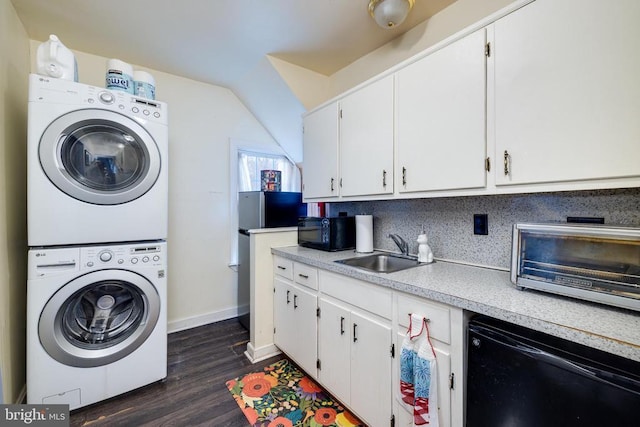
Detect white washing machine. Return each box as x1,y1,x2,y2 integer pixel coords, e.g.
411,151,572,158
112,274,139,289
27,241,167,410
27,74,168,246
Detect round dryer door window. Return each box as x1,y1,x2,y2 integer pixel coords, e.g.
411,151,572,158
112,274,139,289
39,109,161,205
39,269,161,368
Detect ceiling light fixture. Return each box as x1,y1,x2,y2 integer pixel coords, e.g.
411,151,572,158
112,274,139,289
368,0,415,29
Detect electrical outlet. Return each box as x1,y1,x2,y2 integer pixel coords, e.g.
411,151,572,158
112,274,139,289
474,214,488,235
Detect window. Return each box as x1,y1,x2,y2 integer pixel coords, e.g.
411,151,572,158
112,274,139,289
238,150,300,192
228,140,302,268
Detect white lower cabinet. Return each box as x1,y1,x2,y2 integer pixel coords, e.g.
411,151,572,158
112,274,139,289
272,258,465,427
316,298,350,403
350,310,393,426
394,294,465,427
318,271,393,427
273,259,318,377
318,297,393,426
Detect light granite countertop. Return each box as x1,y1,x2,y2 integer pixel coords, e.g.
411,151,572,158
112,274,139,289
272,245,640,363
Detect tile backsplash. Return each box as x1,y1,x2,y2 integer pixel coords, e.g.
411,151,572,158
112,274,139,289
328,188,640,270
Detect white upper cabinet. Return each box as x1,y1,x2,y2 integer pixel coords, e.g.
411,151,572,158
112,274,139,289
397,29,487,193
339,75,394,197
302,0,640,201
302,102,339,199
493,0,640,187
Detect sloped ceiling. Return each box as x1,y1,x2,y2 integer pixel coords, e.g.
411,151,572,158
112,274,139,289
11,0,456,162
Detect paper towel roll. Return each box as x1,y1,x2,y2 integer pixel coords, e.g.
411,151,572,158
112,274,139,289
356,215,374,253
106,58,134,94
134,70,156,100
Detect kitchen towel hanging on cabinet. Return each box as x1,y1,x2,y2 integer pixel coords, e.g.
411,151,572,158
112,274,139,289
399,313,439,426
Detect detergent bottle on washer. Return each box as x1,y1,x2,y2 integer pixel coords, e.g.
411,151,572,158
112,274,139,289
36,34,78,82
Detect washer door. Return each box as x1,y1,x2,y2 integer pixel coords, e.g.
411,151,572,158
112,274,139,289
39,269,161,368
39,109,161,205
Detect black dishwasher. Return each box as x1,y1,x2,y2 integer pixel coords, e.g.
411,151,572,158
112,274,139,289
467,315,640,427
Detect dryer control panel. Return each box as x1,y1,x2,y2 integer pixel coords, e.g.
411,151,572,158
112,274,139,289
28,73,168,125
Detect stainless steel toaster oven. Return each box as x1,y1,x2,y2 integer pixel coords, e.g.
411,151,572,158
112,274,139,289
511,223,640,312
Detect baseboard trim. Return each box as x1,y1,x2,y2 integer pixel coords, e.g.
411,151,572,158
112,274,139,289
168,306,245,334
244,342,281,364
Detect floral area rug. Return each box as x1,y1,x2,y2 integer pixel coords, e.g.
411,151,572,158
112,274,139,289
226,359,364,427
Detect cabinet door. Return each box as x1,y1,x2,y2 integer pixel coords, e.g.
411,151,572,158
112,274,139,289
273,278,295,356
317,298,351,405
339,75,394,197
397,29,486,193
303,102,339,199
351,311,392,427
275,280,318,377
395,331,452,427
290,284,318,376
493,0,640,186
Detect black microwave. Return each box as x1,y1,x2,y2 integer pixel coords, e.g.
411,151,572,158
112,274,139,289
298,217,356,251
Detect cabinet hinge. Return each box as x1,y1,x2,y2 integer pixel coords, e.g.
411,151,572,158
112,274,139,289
317,359,321,370
390,414,395,427
485,157,491,172
390,343,395,358
449,372,455,390
316,307,321,317
485,42,491,57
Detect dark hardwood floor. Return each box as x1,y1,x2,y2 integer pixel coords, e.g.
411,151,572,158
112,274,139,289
70,318,283,427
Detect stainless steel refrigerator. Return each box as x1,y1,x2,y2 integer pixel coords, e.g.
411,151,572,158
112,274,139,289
237,191,305,330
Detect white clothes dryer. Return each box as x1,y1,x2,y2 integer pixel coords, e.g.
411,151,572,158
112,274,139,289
27,74,168,246
27,241,167,410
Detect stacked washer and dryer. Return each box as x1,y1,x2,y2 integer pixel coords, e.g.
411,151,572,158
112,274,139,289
26,74,169,410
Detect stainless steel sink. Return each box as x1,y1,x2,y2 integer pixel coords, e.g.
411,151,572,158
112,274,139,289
335,253,421,273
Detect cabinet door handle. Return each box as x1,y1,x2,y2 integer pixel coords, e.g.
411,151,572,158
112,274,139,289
293,294,298,309
340,317,345,335
402,167,407,186
382,169,387,187
298,273,309,279
339,178,343,188
277,265,286,270
353,323,358,342
503,150,510,176
286,290,290,304
330,177,334,191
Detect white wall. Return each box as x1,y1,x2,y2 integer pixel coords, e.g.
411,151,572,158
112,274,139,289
0,0,30,404
28,42,287,331
231,56,306,162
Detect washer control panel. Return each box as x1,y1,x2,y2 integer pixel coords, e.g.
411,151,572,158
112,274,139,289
82,242,165,269
98,91,115,104
28,241,166,279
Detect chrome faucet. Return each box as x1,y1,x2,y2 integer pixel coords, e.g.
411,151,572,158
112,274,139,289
388,233,409,256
